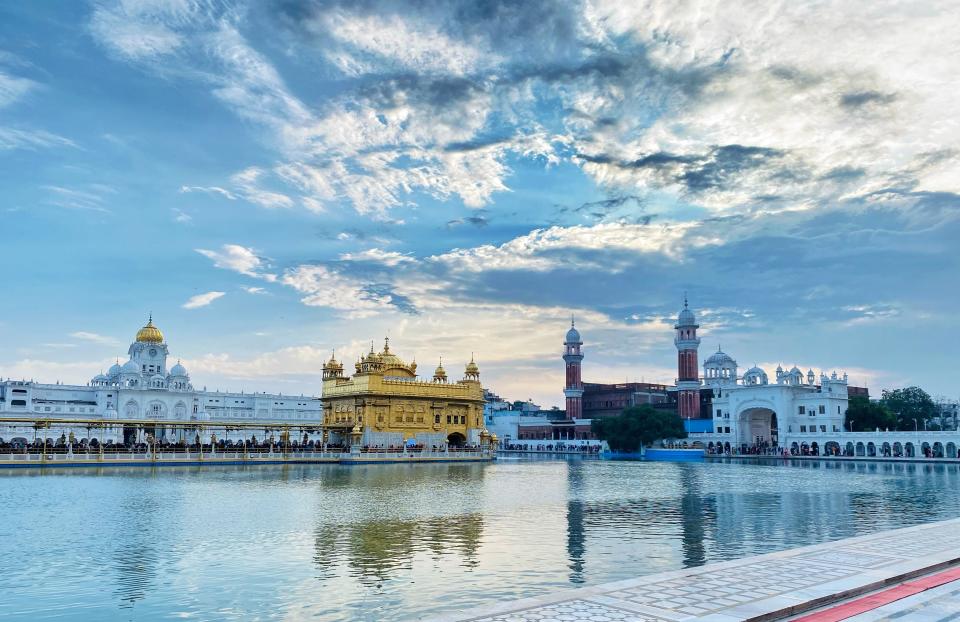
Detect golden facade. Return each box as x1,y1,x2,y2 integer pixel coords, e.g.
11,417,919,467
321,339,489,448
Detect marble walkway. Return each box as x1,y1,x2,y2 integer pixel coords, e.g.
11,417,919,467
431,518,960,622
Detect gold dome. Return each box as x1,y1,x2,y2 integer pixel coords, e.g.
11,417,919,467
465,355,479,374
135,315,164,344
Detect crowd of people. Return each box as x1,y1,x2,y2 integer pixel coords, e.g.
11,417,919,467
501,441,603,453
0,436,348,455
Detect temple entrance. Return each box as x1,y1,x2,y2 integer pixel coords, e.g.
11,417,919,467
447,432,466,447
738,407,778,449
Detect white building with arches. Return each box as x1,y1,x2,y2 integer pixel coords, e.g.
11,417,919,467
0,317,321,445
703,347,850,449
679,302,960,459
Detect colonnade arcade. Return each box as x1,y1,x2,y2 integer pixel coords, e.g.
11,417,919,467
0,417,325,450
702,431,960,459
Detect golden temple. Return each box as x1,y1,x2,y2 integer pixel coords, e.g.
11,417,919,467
321,338,491,449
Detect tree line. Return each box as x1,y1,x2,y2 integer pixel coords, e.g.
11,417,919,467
846,386,944,431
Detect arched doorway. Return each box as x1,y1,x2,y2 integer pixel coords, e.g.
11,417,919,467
893,442,903,457
947,442,957,459
867,442,876,457
855,442,865,456
933,442,944,458
922,442,932,457
738,407,778,448
882,442,891,457
905,442,915,457
810,441,819,456
825,441,840,456
447,432,466,447
845,442,855,456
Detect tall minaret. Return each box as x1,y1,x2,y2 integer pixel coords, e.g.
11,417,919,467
674,296,702,419
563,317,584,421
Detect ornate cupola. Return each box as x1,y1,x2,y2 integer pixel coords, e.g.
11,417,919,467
433,357,448,383
464,354,480,382
323,351,344,380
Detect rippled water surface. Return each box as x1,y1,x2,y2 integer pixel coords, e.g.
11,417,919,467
2,458,960,621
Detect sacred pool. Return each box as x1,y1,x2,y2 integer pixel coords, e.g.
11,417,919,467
2,458,960,621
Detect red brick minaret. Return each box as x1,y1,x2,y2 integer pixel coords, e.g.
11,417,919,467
675,296,702,419
563,318,584,420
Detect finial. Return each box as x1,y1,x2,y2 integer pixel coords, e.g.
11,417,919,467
148,312,153,324
571,313,575,327
684,292,688,309
384,336,390,352
369,340,374,353
470,351,475,362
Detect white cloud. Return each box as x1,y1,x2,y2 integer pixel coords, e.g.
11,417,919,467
195,244,271,279
69,331,121,346
320,11,499,77
0,128,76,151
172,207,192,223
179,185,237,200
229,167,294,209
431,221,721,273
182,291,225,309
242,286,267,294
0,358,115,385
339,248,415,267
281,265,394,317
0,69,34,108
89,3,184,60
42,185,112,213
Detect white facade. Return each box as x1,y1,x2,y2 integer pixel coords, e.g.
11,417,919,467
692,348,960,457
0,317,321,445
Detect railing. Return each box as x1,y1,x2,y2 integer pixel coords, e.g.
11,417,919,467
0,447,496,463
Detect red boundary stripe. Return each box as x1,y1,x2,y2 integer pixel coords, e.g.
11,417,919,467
791,566,960,622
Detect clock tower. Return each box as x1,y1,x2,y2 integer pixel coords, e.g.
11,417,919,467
128,315,169,376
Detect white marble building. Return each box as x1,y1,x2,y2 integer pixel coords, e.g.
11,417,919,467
692,344,960,458
700,347,849,448
0,317,321,445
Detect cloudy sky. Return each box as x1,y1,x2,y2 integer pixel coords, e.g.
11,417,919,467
2,1,958,406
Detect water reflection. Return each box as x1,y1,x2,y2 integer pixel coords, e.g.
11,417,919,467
677,464,711,567
566,461,585,583
112,493,161,609
3,459,960,621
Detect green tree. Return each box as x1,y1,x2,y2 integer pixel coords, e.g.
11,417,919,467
591,405,687,452
880,386,937,431
845,396,896,431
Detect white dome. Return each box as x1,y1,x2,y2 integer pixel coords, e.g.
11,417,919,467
93,373,109,382
677,307,696,326
789,366,802,374
565,325,581,343
706,350,735,365
170,362,188,377
746,366,765,375
122,360,140,374
108,362,122,376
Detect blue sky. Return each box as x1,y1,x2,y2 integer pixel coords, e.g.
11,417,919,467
1,1,958,406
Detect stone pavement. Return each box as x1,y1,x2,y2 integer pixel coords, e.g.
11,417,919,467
430,518,960,622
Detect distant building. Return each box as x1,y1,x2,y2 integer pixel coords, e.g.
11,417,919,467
582,382,671,419
0,316,320,445
320,339,487,448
